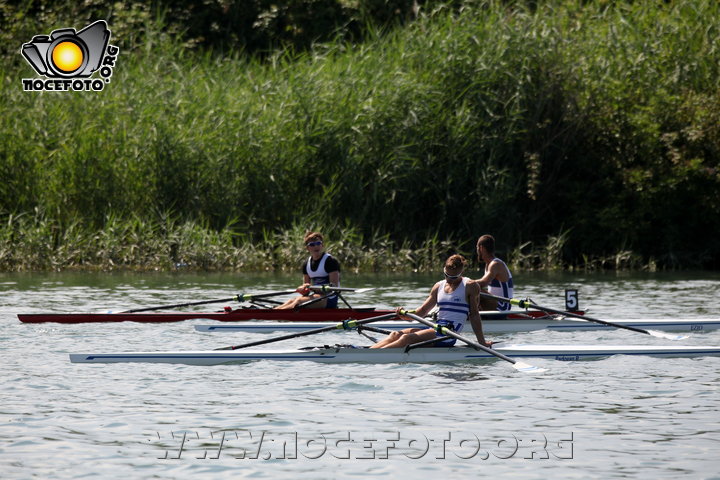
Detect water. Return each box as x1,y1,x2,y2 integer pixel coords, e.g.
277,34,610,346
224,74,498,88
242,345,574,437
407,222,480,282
2,271,720,479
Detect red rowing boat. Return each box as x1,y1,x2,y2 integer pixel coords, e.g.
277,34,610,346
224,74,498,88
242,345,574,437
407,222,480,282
16,307,394,324
16,308,579,324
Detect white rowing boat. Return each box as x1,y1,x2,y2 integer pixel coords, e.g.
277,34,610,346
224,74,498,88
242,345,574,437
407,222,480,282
69,344,720,365
194,317,720,334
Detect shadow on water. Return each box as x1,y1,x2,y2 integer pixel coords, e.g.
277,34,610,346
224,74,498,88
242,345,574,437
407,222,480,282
430,368,491,383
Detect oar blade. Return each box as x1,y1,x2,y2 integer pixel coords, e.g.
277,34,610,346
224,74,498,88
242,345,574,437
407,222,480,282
403,311,546,374
647,330,689,341
512,361,547,374
353,287,376,293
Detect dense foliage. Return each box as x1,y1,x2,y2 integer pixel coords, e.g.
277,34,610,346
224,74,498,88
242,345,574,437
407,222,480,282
0,0,425,56
1,0,719,271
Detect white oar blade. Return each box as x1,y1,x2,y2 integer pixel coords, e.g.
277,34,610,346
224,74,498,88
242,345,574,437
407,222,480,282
512,361,547,374
353,287,376,293
648,330,689,341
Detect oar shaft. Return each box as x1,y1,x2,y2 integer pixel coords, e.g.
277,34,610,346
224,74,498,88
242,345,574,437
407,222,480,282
224,325,336,350
308,286,374,293
120,289,300,313
216,312,398,350
477,292,653,336
121,297,240,313
239,290,298,300
404,312,520,365
119,287,370,315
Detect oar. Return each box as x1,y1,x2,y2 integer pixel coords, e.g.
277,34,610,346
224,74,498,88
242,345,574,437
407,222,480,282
402,311,547,373
300,287,374,310
478,292,688,340
215,312,399,350
308,286,376,293
119,289,298,313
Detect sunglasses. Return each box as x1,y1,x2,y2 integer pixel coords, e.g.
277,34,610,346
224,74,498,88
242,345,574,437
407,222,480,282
306,241,323,247
443,269,463,279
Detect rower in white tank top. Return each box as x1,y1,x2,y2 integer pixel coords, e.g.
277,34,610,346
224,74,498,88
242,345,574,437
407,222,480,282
305,252,340,308
476,235,514,312
435,277,471,333
486,258,513,311
369,254,491,349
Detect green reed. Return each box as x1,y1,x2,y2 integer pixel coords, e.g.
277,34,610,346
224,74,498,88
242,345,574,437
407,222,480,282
1,0,719,271
0,211,468,271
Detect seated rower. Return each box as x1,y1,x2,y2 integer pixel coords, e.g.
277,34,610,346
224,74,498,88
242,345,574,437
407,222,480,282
275,232,341,310
473,234,513,312
371,254,491,349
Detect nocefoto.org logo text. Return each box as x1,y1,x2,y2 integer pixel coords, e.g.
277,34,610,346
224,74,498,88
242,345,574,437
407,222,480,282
20,20,119,92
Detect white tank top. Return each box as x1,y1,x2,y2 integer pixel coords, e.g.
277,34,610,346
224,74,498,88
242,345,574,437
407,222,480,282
487,258,513,311
306,253,339,298
306,253,337,283
435,278,470,332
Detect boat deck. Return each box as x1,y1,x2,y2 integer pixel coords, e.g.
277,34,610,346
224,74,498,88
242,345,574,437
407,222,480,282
69,344,720,365
194,317,720,334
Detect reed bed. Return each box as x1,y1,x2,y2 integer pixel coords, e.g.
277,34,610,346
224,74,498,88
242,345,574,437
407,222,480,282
1,0,719,271
0,212,467,272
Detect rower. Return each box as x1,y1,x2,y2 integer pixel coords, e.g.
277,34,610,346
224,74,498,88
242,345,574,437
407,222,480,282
275,231,341,309
370,254,490,349
473,234,514,312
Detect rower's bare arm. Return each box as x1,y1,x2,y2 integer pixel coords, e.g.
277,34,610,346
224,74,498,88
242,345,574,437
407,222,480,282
488,260,510,282
473,270,493,290
467,282,490,346
474,260,509,288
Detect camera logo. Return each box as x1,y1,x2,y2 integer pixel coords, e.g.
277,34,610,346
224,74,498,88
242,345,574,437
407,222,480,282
21,20,119,92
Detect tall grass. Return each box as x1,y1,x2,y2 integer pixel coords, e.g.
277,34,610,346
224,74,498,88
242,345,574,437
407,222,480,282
0,211,466,272
1,0,719,271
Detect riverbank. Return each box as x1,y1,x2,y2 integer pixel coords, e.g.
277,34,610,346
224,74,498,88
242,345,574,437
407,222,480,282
0,213,660,273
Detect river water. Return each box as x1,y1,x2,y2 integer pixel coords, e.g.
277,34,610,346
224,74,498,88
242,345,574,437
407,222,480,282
2,270,720,479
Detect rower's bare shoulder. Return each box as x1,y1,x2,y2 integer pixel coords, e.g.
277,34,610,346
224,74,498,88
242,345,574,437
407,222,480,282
488,259,510,280
466,279,482,293
487,258,502,270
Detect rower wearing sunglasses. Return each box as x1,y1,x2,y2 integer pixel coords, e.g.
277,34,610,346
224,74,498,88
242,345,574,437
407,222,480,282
275,231,341,310
371,254,490,348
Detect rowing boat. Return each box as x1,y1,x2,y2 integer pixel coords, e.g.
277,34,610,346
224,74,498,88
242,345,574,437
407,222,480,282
16,307,394,324
194,317,720,334
69,344,720,365
16,308,571,324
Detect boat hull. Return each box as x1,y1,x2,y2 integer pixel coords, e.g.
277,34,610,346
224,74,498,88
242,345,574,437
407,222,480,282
69,344,720,365
17,308,394,324
194,317,720,334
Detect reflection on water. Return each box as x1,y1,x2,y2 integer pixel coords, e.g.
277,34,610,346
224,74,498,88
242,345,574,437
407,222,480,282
430,368,491,383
